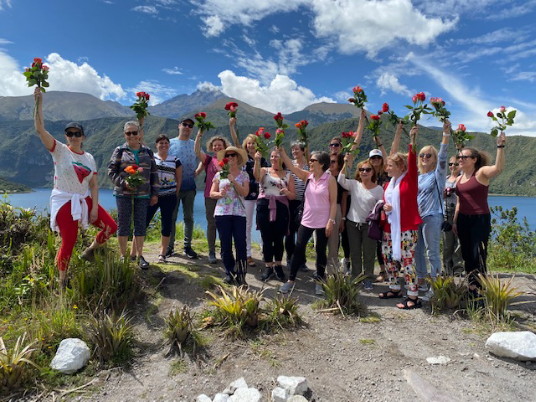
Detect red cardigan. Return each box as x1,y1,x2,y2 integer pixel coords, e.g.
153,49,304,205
382,145,422,233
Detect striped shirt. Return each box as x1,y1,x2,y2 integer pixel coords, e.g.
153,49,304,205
154,154,181,196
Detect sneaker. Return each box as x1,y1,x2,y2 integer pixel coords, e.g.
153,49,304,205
421,289,434,302
158,254,166,263
274,265,286,282
300,263,309,272
165,247,174,258
139,256,150,270
315,283,325,296
418,283,428,292
223,274,235,285
208,253,217,264
184,247,198,259
279,281,295,294
363,280,373,291
261,267,275,282
130,255,137,262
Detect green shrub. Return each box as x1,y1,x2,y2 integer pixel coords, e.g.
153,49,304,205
0,333,39,392
164,305,203,356
317,272,366,316
264,294,302,329
478,273,523,323
429,276,466,314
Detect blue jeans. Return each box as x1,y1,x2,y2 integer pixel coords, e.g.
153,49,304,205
169,189,196,250
215,215,247,276
415,213,442,279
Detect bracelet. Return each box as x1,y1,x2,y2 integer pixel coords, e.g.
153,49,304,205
497,145,505,148
328,218,336,224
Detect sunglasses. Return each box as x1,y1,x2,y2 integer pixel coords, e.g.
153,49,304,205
330,160,337,164
359,167,373,172
66,131,83,138
419,153,433,158
182,122,194,128
309,158,318,163
369,155,382,160
329,143,341,147
125,131,139,136
456,155,472,160
225,153,238,157
449,162,459,167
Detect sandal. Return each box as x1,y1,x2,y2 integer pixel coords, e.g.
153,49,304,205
396,297,422,310
378,290,402,299
375,271,387,283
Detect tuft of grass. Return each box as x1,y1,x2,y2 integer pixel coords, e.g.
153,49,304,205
360,312,381,323
164,305,203,357
264,294,302,329
168,359,188,376
429,276,467,314
316,272,366,316
198,275,223,290
0,333,39,392
359,338,376,345
477,273,523,323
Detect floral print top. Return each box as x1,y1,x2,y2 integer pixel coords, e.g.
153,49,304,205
213,171,249,217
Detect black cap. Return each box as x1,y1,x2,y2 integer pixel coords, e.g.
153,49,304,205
181,118,194,125
64,122,85,135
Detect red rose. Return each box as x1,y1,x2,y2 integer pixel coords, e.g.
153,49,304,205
225,102,238,110
42,65,49,71
33,57,42,65
370,114,380,121
348,98,356,103
264,132,271,139
412,95,418,103
301,120,308,126
273,112,283,121
352,86,362,93
417,92,426,101
136,92,142,97
195,112,207,119
457,124,466,132
382,103,389,113
145,93,150,100
487,111,494,117
499,106,506,113
256,127,264,136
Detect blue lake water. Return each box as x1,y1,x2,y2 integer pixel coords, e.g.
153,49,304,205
3,189,536,236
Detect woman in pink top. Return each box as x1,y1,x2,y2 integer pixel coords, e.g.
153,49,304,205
194,130,228,264
279,148,337,296
454,131,506,291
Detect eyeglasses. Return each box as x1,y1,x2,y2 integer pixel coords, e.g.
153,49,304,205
309,158,318,163
359,167,373,172
181,122,194,128
456,155,472,160
125,131,139,136
329,143,341,148
66,131,83,138
449,162,459,166
225,153,238,157
369,155,382,160
419,153,433,158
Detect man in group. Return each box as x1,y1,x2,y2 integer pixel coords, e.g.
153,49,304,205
167,117,199,259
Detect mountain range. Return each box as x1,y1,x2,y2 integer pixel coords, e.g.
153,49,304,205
0,90,534,196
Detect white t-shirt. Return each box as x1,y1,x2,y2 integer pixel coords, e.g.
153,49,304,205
51,140,97,194
338,173,384,223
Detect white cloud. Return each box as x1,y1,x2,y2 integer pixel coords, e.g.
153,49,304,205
0,50,27,96
413,0,495,17
510,71,536,82
132,5,158,14
196,81,221,92
0,0,12,11
376,72,412,96
216,70,335,114
201,15,225,37
162,66,183,75
131,80,178,105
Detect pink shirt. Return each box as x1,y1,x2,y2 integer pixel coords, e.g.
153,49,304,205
301,171,331,229
203,155,221,198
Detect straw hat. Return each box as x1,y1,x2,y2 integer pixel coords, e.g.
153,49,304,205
217,146,248,168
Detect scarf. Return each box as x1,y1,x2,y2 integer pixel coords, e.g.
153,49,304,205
384,171,407,260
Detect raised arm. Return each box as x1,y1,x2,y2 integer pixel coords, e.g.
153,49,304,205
229,118,240,147
338,153,354,189
350,108,366,152
389,120,403,157
435,119,451,180
33,87,55,151
279,147,310,181
194,128,208,164
479,131,506,181
253,151,264,182
325,176,338,237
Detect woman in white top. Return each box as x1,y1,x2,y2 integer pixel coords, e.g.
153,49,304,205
33,88,117,286
338,157,383,290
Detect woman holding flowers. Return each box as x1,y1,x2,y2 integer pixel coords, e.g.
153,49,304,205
279,148,337,296
443,155,464,275
378,126,423,309
33,88,117,286
230,119,268,267
415,120,451,295
454,132,506,290
194,129,228,264
254,149,295,282
210,146,250,285
108,121,158,269
146,134,182,263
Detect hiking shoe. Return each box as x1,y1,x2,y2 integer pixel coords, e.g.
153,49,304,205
261,267,275,282
130,255,137,262
165,247,174,258
363,280,373,291
184,247,198,259
315,283,325,296
274,265,286,282
279,281,295,294
139,256,149,270
208,253,217,264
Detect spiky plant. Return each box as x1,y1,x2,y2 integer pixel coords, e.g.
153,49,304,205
164,305,202,356
86,310,134,365
0,333,39,392
265,294,302,329
429,276,467,314
319,271,366,316
478,274,523,322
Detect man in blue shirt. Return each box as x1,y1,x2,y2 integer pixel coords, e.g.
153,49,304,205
167,118,199,259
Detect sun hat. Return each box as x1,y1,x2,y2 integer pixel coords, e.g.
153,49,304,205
64,122,84,135
369,149,383,158
217,146,248,168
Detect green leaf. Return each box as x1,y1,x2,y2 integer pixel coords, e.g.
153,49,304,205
507,110,516,119
490,128,498,137
42,82,49,87
404,105,413,109
497,112,503,119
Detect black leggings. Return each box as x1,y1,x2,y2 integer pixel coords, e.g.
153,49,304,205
284,199,302,263
456,213,491,286
289,225,328,281
257,199,289,263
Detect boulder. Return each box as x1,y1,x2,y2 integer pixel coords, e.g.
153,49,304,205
277,376,309,396
223,377,249,394
229,387,261,402
271,386,289,402
213,393,230,402
287,396,308,402
196,395,212,402
426,355,451,365
50,338,90,374
486,331,536,361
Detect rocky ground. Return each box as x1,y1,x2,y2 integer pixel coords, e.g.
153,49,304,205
66,249,536,401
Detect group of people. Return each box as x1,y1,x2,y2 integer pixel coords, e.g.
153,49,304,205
34,88,506,308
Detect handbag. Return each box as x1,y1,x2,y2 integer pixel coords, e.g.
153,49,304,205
294,178,310,227
366,200,385,241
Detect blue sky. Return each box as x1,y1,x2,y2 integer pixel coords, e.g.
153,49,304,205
1,0,536,136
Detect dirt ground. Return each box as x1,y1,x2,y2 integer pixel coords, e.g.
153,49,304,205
77,249,536,402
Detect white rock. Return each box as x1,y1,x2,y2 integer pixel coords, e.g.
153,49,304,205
196,395,212,402
213,393,230,402
50,338,90,374
277,376,309,396
229,387,261,402
223,377,249,394
271,386,288,402
287,396,308,402
426,356,451,365
486,331,536,361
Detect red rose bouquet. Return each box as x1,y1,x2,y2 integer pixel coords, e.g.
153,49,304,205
294,119,309,147
430,97,451,123
124,164,145,189
452,123,474,150
487,106,516,137
23,57,50,92
340,131,360,156
225,102,238,118
194,112,216,132
273,112,287,147
348,85,368,109
255,127,270,158
130,91,151,121
367,113,382,138
218,157,230,179
405,91,432,126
